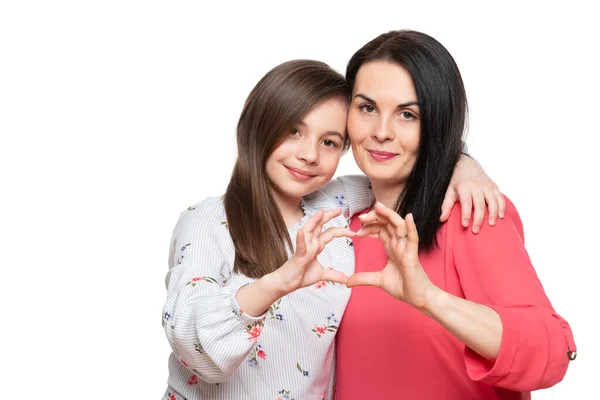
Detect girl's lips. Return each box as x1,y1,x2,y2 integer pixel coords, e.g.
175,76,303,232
367,150,398,161
285,166,316,180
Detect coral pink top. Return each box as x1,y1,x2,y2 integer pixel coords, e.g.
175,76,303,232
335,198,576,400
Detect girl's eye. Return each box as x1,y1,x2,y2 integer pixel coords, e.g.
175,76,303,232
322,139,338,148
290,128,301,136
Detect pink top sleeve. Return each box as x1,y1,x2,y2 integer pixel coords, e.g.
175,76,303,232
451,197,576,391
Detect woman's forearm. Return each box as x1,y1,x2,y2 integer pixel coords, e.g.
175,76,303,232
425,288,503,361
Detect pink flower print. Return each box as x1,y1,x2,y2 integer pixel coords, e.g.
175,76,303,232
313,325,327,336
248,325,262,340
312,313,339,337
169,394,176,400
245,321,264,341
180,359,189,368
248,343,266,367
257,349,266,359
186,276,217,287
187,374,198,385
322,389,327,400
315,267,335,289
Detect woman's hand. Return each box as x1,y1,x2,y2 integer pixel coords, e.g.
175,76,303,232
271,208,355,294
441,154,505,234
347,203,441,314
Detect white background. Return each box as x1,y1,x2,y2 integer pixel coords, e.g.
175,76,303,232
1,1,598,398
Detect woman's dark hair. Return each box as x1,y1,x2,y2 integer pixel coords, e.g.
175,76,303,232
225,59,349,278
346,30,467,250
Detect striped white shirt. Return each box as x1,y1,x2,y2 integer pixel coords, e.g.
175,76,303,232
162,176,373,400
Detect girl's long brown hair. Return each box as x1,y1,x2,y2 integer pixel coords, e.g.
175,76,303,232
224,60,349,278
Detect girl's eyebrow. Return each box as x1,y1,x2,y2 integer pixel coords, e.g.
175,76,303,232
296,120,345,141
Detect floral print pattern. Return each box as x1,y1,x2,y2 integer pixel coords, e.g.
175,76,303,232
296,362,310,377
312,313,338,337
177,243,192,264
186,276,217,286
277,389,295,400
246,321,264,342
247,343,267,367
269,298,284,320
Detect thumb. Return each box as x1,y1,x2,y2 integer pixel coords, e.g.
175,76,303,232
346,272,382,288
440,188,458,222
321,267,349,285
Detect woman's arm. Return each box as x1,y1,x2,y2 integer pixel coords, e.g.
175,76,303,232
348,199,576,390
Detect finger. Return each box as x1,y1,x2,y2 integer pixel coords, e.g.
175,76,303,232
405,213,420,254
440,188,458,222
302,209,324,233
496,189,506,219
295,229,307,256
356,222,384,238
346,271,382,288
471,189,485,234
319,227,356,246
377,223,393,247
484,188,498,226
321,267,349,285
314,208,342,235
458,190,473,228
357,209,378,223
373,202,407,239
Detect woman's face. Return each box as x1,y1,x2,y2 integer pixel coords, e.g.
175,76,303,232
347,61,420,188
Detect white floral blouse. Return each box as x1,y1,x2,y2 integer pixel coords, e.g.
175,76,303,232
162,176,373,400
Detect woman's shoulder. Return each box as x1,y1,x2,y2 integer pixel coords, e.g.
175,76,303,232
443,194,523,245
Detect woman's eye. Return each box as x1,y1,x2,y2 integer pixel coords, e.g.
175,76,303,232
400,111,416,120
359,104,376,114
290,128,300,136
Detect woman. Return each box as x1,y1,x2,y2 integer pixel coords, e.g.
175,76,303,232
336,30,576,399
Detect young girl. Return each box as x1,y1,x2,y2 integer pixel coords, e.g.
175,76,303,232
162,59,499,399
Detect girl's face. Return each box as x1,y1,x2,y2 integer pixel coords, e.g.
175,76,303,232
265,97,348,205
347,61,420,188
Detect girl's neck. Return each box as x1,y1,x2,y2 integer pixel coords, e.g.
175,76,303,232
271,190,305,229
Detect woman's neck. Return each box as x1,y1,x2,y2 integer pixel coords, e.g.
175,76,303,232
370,179,404,209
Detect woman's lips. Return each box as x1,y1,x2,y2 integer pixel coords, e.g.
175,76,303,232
367,150,398,162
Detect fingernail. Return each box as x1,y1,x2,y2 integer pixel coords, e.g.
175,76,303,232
499,212,505,218
358,214,366,219
489,218,496,225
462,219,469,227
473,225,480,234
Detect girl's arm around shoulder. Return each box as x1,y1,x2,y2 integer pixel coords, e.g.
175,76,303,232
163,198,266,384
448,196,577,391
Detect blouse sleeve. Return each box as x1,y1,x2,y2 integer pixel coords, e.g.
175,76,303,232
317,175,374,218
162,203,267,383
451,196,576,391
